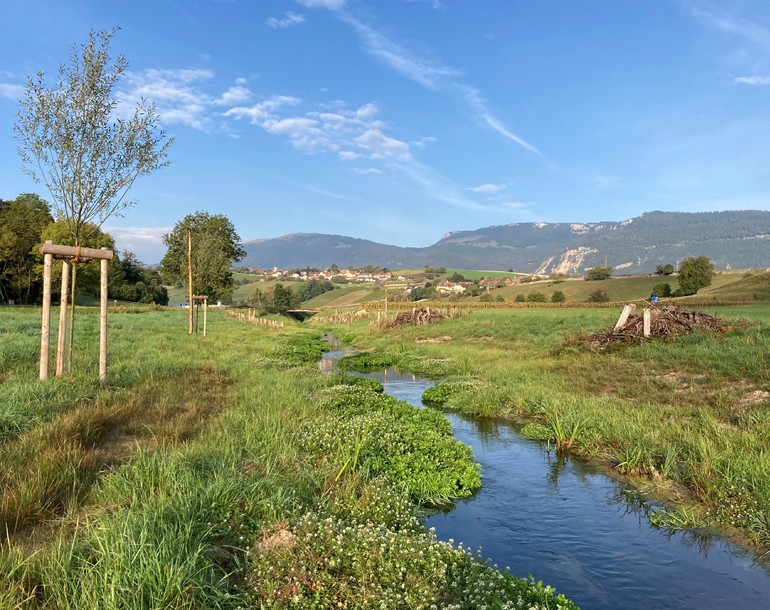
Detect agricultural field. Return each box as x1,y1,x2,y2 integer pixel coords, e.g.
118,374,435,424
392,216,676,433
0,306,577,609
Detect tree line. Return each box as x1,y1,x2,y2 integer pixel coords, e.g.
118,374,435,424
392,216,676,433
0,193,168,306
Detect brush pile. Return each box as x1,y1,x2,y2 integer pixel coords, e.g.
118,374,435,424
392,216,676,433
384,307,448,328
584,306,727,349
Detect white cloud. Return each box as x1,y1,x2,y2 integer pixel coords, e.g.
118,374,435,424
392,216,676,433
351,167,383,175
118,68,219,130
355,128,411,160
266,11,306,29
333,13,539,154
103,225,171,250
296,0,346,10
216,84,252,105
227,98,411,160
734,75,770,85
0,82,24,100
224,95,302,124
468,183,510,195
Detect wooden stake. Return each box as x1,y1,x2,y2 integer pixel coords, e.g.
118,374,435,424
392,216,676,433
643,308,651,338
614,304,636,330
99,253,108,381
203,297,208,337
55,260,70,376
188,230,194,334
39,250,53,380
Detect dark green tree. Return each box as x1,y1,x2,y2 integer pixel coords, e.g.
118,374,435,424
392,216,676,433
551,290,566,303
650,283,671,298
109,251,168,304
271,283,298,311
678,256,714,295
0,193,53,304
655,264,674,276
297,279,334,302
585,265,613,281
587,289,610,303
161,211,245,303
41,220,115,298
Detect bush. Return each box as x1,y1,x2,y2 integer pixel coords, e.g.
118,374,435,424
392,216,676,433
514,294,526,302
585,265,613,281
587,289,610,303
651,283,671,298
526,291,547,303
551,290,566,303
678,256,714,295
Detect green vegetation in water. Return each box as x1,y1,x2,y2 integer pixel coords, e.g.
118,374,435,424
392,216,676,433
316,305,770,547
0,306,576,609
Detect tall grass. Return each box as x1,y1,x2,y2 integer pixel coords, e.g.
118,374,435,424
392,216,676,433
0,307,575,608
322,305,770,546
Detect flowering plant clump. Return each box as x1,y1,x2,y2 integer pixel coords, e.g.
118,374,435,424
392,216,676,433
422,378,486,408
306,385,480,504
246,511,579,610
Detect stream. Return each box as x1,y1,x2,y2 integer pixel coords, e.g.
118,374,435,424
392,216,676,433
320,345,770,610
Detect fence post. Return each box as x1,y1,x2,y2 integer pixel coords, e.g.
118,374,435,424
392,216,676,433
56,260,70,376
39,249,53,380
99,252,108,381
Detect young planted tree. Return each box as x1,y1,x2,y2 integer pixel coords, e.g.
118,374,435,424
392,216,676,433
14,28,172,369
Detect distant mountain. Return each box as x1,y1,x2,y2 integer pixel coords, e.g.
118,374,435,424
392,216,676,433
241,211,770,274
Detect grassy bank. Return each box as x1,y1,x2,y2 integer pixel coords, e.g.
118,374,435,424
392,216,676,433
317,305,770,549
0,306,577,609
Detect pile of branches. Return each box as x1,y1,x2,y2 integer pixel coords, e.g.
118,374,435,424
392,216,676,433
384,306,448,328
583,306,727,349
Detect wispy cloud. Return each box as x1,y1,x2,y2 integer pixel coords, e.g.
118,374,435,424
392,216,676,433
0,82,24,100
322,10,539,154
734,75,770,85
118,68,253,131
467,182,511,195
403,0,445,9
296,0,346,10
266,11,306,29
682,1,770,49
226,99,412,160
103,225,171,248
351,167,382,175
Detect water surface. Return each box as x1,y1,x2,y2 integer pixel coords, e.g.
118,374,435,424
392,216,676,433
321,347,770,610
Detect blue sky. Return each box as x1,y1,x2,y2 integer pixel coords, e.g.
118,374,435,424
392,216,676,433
2,0,770,263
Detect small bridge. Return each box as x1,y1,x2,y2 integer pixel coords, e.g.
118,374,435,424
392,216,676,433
284,309,321,322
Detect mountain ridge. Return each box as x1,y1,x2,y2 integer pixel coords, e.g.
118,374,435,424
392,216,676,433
241,210,770,273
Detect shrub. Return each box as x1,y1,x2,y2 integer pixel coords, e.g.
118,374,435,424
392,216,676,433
651,283,671,298
514,294,526,303
587,289,610,303
551,290,566,303
585,265,613,280
526,291,547,303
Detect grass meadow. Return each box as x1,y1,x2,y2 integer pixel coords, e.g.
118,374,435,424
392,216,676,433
0,305,577,609
316,303,770,549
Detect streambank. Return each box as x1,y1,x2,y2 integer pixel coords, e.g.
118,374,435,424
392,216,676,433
323,344,770,610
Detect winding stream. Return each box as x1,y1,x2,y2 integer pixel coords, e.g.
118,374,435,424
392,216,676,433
320,345,770,610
